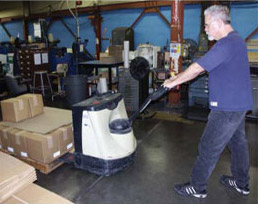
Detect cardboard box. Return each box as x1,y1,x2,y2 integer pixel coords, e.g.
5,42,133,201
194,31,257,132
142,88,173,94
17,94,44,117
0,152,37,203
100,56,120,64
100,52,109,58
3,183,74,204
58,124,74,154
0,126,14,150
248,52,258,63
108,45,123,62
0,125,7,149
25,131,60,164
0,107,72,135
8,129,28,158
1,98,31,122
5,128,21,154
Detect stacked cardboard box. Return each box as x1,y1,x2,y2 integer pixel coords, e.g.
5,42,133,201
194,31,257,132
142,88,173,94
0,124,74,164
0,151,37,203
1,94,44,122
100,45,123,64
17,94,44,117
0,151,74,204
108,45,123,61
0,98,31,122
0,94,74,169
3,183,74,204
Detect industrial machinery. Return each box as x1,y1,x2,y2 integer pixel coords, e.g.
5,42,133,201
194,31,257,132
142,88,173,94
72,92,137,176
112,27,134,51
67,57,170,176
72,87,169,176
137,43,161,69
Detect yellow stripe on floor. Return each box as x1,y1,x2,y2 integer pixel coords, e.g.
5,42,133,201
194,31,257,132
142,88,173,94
153,111,194,124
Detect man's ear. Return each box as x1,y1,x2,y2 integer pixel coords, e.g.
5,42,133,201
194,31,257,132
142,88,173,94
216,19,224,28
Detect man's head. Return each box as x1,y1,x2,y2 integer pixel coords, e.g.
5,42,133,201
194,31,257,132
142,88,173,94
204,5,232,41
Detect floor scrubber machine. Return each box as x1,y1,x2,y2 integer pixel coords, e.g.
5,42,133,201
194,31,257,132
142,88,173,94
72,57,170,176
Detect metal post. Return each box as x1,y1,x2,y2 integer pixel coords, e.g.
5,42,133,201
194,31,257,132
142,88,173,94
95,12,101,60
168,0,184,105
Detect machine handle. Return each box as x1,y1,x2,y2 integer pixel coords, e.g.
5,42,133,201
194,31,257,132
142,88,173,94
149,86,170,101
129,85,171,123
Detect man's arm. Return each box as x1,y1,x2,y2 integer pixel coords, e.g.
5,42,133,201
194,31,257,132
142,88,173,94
163,62,205,89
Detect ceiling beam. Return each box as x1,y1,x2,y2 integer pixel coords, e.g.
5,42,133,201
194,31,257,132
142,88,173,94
1,1,256,23
1,1,202,21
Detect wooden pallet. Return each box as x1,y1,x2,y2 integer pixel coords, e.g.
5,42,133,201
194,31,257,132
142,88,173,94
0,149,68,174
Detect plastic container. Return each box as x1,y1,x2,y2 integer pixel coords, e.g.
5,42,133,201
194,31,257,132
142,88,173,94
64,75,87,106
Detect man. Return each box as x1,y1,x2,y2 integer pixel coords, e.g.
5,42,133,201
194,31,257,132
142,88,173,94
164,5,253,198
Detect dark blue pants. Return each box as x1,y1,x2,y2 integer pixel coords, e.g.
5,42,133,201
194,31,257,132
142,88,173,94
191,110,249,191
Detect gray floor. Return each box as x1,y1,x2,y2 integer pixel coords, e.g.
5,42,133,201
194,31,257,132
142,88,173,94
34,105,258,204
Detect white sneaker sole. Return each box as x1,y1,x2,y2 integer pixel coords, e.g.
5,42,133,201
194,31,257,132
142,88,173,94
236,187,250,195
193,194,207,198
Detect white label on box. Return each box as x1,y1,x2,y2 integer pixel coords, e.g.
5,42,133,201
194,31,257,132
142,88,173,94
8,147,14,152
53,151,61,158
67,143,73,150
21,152,28,157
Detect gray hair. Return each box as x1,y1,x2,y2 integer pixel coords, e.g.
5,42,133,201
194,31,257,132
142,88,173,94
204,5,231,24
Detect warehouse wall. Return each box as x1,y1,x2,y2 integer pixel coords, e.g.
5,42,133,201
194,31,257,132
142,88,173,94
231,3,258,39
100,4,201,52
0,20,24,40
26,15,96,55
0,3,257,57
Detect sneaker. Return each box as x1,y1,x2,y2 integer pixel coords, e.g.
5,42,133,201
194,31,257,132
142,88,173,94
220,175,250,195
174,182,207,198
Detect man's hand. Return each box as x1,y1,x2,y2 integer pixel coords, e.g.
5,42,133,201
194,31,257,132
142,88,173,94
163,77,177,89
162,62,205,89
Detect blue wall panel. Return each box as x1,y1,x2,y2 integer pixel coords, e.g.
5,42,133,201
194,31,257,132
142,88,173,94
101,5,201,52
27,16,96,55
101,8,143,51
0,20,24,41
48,15,96,55
231,3,258,39
133,8,170,49
0,25,9,41
184,4,201,43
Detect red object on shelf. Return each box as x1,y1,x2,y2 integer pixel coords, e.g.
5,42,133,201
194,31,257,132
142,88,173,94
76,1,82,6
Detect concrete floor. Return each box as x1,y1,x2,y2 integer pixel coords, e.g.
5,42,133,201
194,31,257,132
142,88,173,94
34,98,258,204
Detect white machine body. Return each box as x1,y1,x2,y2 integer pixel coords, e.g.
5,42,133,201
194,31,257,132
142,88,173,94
81,98,137,160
